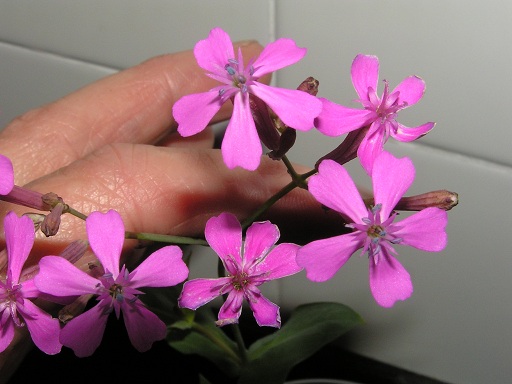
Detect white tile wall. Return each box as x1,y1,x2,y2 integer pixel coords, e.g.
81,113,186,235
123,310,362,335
1,1,510,383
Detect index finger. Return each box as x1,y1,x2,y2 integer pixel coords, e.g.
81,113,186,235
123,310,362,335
0,41,264,186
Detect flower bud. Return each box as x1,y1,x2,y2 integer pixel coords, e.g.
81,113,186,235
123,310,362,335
297,76,319,96
58,240,88,265
251,77,320,160
364,190,459,211
40,202,64,237
0,185,50,211
394,190,459,211
315,125,371,168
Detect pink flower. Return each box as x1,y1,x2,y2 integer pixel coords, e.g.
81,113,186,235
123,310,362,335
34,210,189,357
0,212,61,354
316,54,435,174
178,212,301,328
172,27,322,171
296,152,448,307
0,154,14,195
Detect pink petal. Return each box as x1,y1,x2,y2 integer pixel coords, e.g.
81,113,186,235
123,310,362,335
391,121,435,142
243,221,279,265
0,315,15,353
122,300,166,352
217,290,244,326
4,212,35,284
392,207,448,252
205,212,243,268
173,90,224,137
20,299,61,354
248,289,281,328
252,38,306,77
251,83,322,131
178,277,231,310
35,256,99,297
60,301,109,357
0,154,14,195
296,233,363,282
372,151,415,219
19,278,40,299
194,27,234,73
315,98,373,137
221,92,262,170
369,251,413,308
309,160,367,222
357,120,385,175
351,54,379,101
128,246,188,288
391,75,426,107
255,243,301,280
86,210,124,278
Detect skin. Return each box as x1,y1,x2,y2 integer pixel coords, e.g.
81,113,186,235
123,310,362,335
0,41,345,379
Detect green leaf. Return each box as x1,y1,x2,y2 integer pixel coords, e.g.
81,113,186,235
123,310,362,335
238,302,363,384
167,306,242,379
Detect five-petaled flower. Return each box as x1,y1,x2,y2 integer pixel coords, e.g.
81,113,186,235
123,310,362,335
34,209,189,357
0,154,14,196
315,54,435,174
172,27,322,171
296,152,448,307
178,212,301,328
0,211,61,354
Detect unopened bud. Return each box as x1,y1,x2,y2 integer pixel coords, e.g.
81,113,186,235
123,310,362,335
41,192,64,208
395,190,459,211
40,202,65,237
316,125,371,168
58,240,88,265
364,190,459,211
0,186,50,211
297,76,319,96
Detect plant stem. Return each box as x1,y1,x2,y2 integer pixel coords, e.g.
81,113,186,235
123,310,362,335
231,323,249,365
124,231,208,246
240,162,318,230
63,205,88,221
281,155,307,189
241,180,298,230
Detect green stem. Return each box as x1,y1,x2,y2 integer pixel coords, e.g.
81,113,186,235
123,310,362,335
240,164,318,230
231,323,249,365
124,231,208,246
281,155,307,189
191,322,242,365
63,205,88,221
241,180,298,230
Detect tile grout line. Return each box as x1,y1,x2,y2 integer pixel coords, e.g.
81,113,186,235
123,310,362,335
395,140,512,173
0,39,121,72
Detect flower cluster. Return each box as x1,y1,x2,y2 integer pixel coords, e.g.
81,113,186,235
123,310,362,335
0,26,457,382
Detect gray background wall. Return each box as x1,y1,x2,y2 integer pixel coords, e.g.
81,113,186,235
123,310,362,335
0,1,510,383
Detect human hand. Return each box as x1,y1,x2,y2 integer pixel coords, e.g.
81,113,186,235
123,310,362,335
0,41,344,378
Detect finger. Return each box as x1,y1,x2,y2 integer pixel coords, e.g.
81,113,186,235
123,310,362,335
0,41,265,186
155,125,215,149
0,144,344,256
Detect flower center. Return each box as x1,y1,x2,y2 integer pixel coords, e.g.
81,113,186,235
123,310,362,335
0,282,25,327
367,80,408,127
231,272,250,291
347,204,403,263
223,58,254,94
367,224,386,240
108,283,125,302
